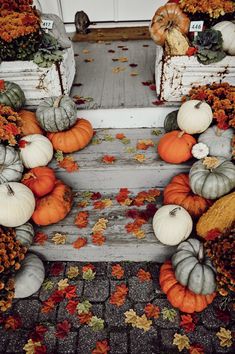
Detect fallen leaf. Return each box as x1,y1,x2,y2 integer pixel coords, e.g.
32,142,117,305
84,58,94,62
129,63,138,67
134,154,146,163
112,66,125,73
130,71,138,76
52,233,67,245
77,300,92,314
4,315,22,330
180,314,196,333
82,49,90,54
143,44,149,47
111,264,125,279
118,57,128,62
135,314,152,332
57,278,69,291
93,199,112,209
92,233,106,246
115,188,131,205
162,307,177,322
23,339,44,354
56,320,71,339
122,48,128,51
115,133,126,140
151,129,162,136
92,138,102,145
58,156,79,173
124,146,136,153
144,303,160,319
104,134,115,142
82,268,96,281
74,211,89,228
142,80,152,86
92,339,110,354
136,139,154,150
72,237,87,250
186,47,198,56
34,232,48,245
189,344,205,354
78,312,93,324
91,192,102,200
133,228,145,239
66,266,79,279
102,155,116,164
173,333,190,352
108,49,115,53
215,308,231,324
50,262,64,276
110,283,128,307
149,84,156,91
112,58,119,62
152,100,164,106
41,298,55,314
137,269,152,282
66,300,79,315
72,83,82,87
92,218,108,233
64,285,77,299
124,309,138,325
30,324,48,342
216,327,232,347
50,290,65,303
120,137,130,145
88,316,105,332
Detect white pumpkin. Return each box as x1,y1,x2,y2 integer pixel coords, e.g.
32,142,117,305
15,222,34,248
152,204,193,246
14,253,45,298
198,126,233,159
19,134,53,168
177,100,213,134
213,21,235,55
0,144,24,184
192,143,209,159
0,182,35,227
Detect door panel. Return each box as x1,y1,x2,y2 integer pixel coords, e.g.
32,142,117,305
116,0,166,21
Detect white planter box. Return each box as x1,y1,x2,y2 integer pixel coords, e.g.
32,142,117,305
155,46,235,101
0,46,75,106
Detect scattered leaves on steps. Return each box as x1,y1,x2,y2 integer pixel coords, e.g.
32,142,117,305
72,237,87,250
66,266,80,279
180,314,196,333
144,303,160,319
111,264,125,279
52,233,67,245
136,139,154,150
216,327,232,347
92,339,110,354
173,333,190,352
101,155,116,164
74,211,89,228
55,320,71,339
137,269,152,282
34,232,48,245
109,283,128,307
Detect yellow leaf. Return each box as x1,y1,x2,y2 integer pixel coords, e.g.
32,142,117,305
216,327,232,347
130,71,138,76
52,233,67,245
124,309,138,325
67,266,80,279
23,339,42,354
135,314,152,332
134,154,146,163
57,278,69,290
112,66,126,73
118,57,128,62
92,218,108,233
102,199,113,208
173,333,190,352
133,229,145,239
82,49,90,54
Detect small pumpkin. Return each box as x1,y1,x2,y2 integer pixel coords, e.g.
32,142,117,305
21,166,56,197
36,95,77,132
177,100,213,134
19,134,53,169
15,222,34,248
172,238,216,295
191,143,209,159
18,110,44,136
163,174,211,218
198,126,233,159
164,110,179,133
0,80,25,111
157,130,196,164
14,253,45,298
152,205,193,246
213,21,235,55
149,3,190,46
32,179,73,226
47,118,93,153
197,191,235,238
160,261,216,313
0,144,24,184
189,157,235,199
0,182,35,227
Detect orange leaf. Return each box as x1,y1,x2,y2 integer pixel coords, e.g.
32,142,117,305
34,232,48,245
109,283,128,307
144,303,160,319
115,188,132,205
4,315,22,330
41,298,55,314
189,344,205,354
180,314,196,333
92,233,106,246
82,264,95,273
111,264,124,279
102,155,116,164
116,133,126,140
74,211,89,228
137,269,152,282
136,139,154,150
78,312,93,324
93,200,106,210
58,156,79,172
72,237,87,250
92,339,110,354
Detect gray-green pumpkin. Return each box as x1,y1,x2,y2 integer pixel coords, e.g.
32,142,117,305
164,110,179,133
36,95,77,132
0,80,26,111
0,145,24,184
198,126,233,159
189,157,235,200
172,238,216,295
15,222,34,248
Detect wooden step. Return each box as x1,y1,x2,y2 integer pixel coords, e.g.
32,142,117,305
50,128,192,190
30,189,177,262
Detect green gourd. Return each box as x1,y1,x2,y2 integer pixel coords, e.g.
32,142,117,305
164,110,179,132
0,145,24,184
15,222,34,248
0,80,25,111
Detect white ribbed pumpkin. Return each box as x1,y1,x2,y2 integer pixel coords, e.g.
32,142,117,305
198,126,233,159
177,100,213,134
152,204,193,246
213,21,235,55
14,253,45,298
0,144,24,184
15,222,34,248
0,182,35,227
19,134,53,168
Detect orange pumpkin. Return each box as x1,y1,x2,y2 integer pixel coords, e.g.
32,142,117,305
18,110,44,136
21,167,56,197
32,179,73,226
163,173,212,218
157,130,196,164
160,261,216,313
150,3,190,46
47,118,93,153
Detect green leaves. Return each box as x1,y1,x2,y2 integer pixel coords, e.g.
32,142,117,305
77,300,92,314
88,316,105,331
161,307,177,322
33,32,63,68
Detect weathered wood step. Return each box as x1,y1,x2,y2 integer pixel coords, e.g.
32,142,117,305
30,189,177,262
50,128,192,190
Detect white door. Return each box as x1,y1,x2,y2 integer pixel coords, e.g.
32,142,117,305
116,0,165,22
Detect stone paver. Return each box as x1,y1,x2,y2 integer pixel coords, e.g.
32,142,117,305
57,332,78,354
83,279,110,302
13,299,41,329
128,276,155,303
110,331,128,354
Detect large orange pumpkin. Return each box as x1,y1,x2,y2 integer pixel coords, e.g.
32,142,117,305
47,118,93,153
21,166,56,197
163,173,212,218
160,261,216,313
18,110,44,136
150,3,190,46
157,130,196,164
32,179,73,226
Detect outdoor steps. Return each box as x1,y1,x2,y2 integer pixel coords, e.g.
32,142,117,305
30,127,193,262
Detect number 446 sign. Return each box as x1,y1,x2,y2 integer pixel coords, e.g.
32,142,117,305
189,21,204,32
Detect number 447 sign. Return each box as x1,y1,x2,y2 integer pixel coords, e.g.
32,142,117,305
189,21,204,32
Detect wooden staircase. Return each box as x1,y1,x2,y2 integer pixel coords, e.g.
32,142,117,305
30,125,192,262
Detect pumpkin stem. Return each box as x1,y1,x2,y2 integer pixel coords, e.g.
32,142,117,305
6,184,14,196
198,244,204,261
178,131,185,138
53,95,64,108
203,157,220,170
169,207,181,216
195,101,203,109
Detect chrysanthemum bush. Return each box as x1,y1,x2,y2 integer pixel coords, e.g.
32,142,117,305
0,104,23,146
0,227,27,312
179,0,235,19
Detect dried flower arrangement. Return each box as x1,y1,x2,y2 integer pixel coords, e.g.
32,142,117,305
0,104,23,146
0,227,27,312
182,82,235,130
179,0,235,19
